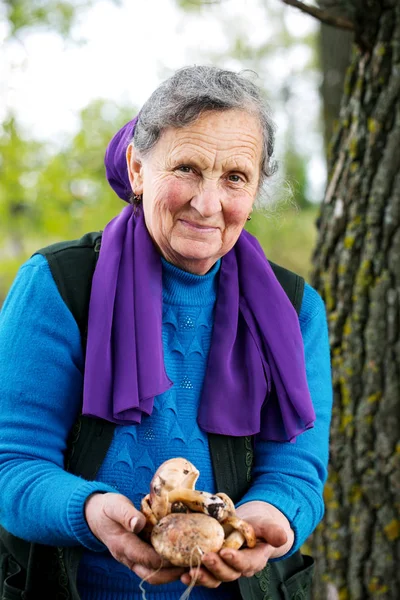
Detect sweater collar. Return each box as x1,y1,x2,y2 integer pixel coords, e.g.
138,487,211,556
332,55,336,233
161,257,220,307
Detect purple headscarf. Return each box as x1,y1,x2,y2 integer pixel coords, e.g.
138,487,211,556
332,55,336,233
82,118,315,441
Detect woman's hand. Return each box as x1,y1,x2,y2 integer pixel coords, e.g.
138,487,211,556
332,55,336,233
85,492,185,584
181,501,294,589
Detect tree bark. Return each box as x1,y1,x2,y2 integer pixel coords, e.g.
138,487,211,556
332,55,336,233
309,1,400,598
320,23,353,152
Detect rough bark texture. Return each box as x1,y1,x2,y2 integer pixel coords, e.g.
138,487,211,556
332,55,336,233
320,23,353,151
309,1,400,598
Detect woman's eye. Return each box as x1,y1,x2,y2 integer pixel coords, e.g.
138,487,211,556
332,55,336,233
228,174,244,183
177,165,193,173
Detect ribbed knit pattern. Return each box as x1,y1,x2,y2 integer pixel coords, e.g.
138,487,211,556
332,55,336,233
77,257,224,599
0,254,332,600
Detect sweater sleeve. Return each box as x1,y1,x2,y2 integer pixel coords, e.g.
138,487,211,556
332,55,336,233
0,255,116,550
236,282,333,558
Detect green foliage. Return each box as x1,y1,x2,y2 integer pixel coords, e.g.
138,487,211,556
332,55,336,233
3,0,121,38
0,117,45,245
4,0,85,37
246,206,319,282
0,100,135,303
176,0,203,11
176,0,222,12
34,99,134,236
0,0,321,303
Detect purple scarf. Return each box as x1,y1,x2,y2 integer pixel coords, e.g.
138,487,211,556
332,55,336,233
82,118,315,441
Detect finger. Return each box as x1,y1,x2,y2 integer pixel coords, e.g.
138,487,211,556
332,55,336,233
133,564,186,585
108,531,165,571
201,552,242,583
219,542,273,575
240,511,289,549
102,494,146,534
258,521,288,547
181,567,222,589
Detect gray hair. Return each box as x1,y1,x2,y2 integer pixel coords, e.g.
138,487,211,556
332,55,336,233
133,66,278,194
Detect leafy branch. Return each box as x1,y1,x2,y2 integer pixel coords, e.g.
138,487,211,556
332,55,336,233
281,0,354,31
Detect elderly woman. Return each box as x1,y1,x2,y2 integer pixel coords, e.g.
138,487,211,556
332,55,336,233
0,66,332,600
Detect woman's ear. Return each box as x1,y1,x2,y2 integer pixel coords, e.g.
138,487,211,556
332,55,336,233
126,144,144,194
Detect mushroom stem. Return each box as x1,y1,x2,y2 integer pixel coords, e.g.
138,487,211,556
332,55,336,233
222,530,246,550
221,516,257,549
168,489,229,520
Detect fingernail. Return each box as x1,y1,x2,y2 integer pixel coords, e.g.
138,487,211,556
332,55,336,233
129,516,138,531
222,552,233,561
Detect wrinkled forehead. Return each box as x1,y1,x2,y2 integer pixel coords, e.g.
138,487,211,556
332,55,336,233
150,109,264,171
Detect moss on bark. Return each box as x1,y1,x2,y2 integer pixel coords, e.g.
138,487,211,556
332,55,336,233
309,2,400,598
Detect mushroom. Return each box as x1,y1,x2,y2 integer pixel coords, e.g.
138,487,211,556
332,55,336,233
141,458,256,567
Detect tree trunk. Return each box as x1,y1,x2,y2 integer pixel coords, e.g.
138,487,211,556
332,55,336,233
320,23,353,152
310,2,400,599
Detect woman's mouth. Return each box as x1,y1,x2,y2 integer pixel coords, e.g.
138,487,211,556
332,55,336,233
179,219,218,233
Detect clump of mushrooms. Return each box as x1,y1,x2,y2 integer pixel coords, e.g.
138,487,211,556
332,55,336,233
141,458,256,567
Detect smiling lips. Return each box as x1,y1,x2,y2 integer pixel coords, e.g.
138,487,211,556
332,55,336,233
179,219,219,233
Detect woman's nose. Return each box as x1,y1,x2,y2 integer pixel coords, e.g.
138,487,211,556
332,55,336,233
190,185,222,218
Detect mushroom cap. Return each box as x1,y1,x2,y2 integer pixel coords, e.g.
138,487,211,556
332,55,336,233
151,513,225,567
151,458,200,496
149,458,201,521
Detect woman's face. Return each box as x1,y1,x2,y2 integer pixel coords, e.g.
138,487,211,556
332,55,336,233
127,109,263,274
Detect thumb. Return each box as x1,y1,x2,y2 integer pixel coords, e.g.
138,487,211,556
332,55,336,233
103,493,146,534
259,520,288,548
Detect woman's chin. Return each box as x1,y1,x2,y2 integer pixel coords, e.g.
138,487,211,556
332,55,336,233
171,241,221,267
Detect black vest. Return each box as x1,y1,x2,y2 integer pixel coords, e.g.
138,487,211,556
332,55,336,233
0,233,314,600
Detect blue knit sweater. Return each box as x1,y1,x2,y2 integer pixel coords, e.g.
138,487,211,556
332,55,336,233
0,254,332,600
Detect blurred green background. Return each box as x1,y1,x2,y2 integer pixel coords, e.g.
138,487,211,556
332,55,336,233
1,0,328,304
0,101,319,300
